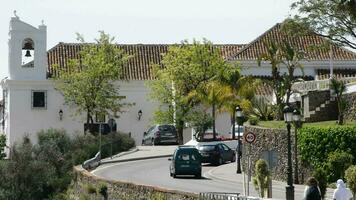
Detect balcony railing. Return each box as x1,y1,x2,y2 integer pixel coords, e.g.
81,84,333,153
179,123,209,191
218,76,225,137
292,77,356,93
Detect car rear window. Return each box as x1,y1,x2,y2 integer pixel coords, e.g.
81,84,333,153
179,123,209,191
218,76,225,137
177,152,199,161
198,145,216,151
158,125,175,132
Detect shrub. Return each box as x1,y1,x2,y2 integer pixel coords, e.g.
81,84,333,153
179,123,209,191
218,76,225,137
325,151,353,183
313,168,328,199
84,184,96,194
98,182,108,199
345,165,356,199
249,115,260,125
298,126,356,169
252,159,270,198
0,134,6,159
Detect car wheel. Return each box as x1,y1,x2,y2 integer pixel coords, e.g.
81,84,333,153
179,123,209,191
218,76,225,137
195,173,201,179
232,154,236,162
173,173,177,178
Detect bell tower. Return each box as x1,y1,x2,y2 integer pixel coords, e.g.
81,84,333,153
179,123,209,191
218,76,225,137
8,12,47,80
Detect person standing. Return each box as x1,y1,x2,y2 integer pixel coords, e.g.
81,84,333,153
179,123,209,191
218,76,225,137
333,179,353,200
304,177,322,200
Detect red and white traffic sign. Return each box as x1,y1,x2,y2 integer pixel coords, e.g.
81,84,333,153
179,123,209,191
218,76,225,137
244,132,256,144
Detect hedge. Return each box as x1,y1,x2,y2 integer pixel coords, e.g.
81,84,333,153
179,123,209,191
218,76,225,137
298,126,356,168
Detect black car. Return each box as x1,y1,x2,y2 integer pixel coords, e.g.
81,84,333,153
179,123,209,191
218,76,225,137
197,143,236,165
142,124,178,145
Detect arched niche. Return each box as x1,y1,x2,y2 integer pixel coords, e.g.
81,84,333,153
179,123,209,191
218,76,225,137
21,38,35,67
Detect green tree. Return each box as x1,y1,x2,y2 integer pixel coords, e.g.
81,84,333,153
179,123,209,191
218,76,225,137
279,40,305,105
258,42,284,120
326,151,354,183
0,135,5,159
54,32,131,133
219,66,257,139
330,78,347,125
185,110,213,141
253,159,270,198
148,39,228,144
291,0,356,50
345,165,356,200
186,80,232,140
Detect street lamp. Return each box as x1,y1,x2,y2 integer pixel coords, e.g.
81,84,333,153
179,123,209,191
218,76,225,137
284,105,294,200
293,109,302,184
236,105,243,174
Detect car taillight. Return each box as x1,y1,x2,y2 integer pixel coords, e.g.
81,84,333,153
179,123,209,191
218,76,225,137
155,131,160,137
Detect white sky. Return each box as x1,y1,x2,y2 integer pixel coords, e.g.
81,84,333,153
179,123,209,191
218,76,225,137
0,0,296,80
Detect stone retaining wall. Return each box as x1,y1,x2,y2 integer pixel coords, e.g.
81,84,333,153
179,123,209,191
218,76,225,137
344,92,356,121
69,166,198,200
242,126,310,183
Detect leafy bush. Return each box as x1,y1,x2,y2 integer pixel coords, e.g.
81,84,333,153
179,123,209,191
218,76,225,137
313,168,327,199
298,126,356,168
325,151,353,183
0,129,135,200
251,96,274,121
84,184,97,194
252,159,270,198
249,115,260,125
0,134,6,159
98,182,108,199
345,165,356,199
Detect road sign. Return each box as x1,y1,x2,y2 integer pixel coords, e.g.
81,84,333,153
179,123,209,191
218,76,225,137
244,132,256,144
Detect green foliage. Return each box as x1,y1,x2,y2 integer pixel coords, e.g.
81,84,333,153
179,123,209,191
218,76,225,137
185,110,213,141
313,168,328,199
0,134,6,159
291,0,356,50
148,39,229,143
330,78,347,125
251,96,274,121
0,129,134,200
84,183,97,194
326,151,354,183
53,32,132,130
345,165,356,198
298,126,356,169
98,182,108,199
252,159,270,198
249,115,260,125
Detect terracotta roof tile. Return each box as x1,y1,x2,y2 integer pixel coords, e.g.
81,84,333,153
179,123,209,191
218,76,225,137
47,43,243,80
228,23,356,61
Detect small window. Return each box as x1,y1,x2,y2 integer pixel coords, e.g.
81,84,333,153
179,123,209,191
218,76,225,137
31,91,47,109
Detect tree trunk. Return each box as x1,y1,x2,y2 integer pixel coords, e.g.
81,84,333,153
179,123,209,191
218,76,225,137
177,120,184,145
212,104,216,140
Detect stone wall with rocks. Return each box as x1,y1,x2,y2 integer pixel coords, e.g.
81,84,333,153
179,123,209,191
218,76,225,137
242,126,310,183
344,93,356,121
69,166,198,200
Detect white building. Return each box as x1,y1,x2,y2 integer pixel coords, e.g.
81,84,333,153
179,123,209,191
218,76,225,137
1,16,356,150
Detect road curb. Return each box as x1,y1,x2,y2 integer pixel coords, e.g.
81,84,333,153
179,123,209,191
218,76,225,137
100,154,173,165
204,164,239,184
101,147,139,162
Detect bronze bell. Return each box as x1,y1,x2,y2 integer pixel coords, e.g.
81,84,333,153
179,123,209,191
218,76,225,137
25,50,31,57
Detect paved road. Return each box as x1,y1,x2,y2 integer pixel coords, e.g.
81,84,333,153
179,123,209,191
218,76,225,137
94,158,248,194
94,158,270,198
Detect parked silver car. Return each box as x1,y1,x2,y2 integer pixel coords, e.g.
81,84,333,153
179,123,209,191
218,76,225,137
142,124,178,145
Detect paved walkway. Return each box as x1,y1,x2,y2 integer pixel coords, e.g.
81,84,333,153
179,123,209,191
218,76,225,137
99,145,336,199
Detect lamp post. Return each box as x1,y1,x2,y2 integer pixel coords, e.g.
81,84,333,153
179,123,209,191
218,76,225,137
293,109,302,184
284,105,294,200
236,105,243,174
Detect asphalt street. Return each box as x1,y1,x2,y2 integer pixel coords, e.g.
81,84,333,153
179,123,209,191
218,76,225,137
93,157,260,198
94,157,248,194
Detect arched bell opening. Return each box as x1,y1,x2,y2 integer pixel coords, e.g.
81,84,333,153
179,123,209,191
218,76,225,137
21,38,35,67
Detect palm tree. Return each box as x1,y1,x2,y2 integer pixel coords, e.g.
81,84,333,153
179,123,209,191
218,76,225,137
258,41,284,120
186,80,232,140
219,66,258,139
330,78,347,125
